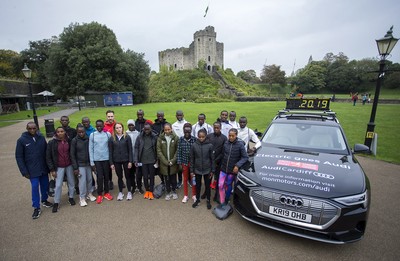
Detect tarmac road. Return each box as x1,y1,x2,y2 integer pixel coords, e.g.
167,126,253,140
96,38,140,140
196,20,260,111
1,110,399,261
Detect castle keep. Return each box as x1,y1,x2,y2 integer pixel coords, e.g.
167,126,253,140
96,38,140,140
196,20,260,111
158,26,224,71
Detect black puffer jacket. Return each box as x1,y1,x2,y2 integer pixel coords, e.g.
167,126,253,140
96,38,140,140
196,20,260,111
109,135,133,164
70,134,90,169
220,138,248,174
190,139,215,175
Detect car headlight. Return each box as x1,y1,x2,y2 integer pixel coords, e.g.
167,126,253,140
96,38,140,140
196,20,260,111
237,172,258,187
333,191,368,208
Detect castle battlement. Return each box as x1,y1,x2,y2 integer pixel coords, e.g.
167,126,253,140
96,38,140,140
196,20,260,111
158,26,224,71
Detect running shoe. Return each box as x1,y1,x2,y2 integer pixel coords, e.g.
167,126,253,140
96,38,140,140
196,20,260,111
104,193,113,201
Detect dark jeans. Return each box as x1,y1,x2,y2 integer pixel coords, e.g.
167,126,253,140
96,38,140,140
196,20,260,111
165,173,177,193
196,173,211,201
114,162,131,193
142,163,155,192
94,160,110,195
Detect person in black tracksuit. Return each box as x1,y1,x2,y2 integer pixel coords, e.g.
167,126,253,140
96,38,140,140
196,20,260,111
190,129,215,209
134,123,158,199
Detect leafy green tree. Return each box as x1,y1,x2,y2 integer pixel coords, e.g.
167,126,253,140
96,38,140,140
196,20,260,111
292,61,327,92
44,22,150,100
237,69,259,83
260,64,286,88
0,49,20,78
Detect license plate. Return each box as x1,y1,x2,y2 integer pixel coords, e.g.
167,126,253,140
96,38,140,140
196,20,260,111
269,206,312,223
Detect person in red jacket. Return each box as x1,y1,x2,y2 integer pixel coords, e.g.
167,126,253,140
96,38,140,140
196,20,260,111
103,110,116,189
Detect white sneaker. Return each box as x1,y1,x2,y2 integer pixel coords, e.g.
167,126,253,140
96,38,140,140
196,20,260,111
80,198,87,207
182,196,189,203
165,193,172,201
192,195,197,202
87,193,96,202
126,192,133,201
117,192,124,201
172,192,178,200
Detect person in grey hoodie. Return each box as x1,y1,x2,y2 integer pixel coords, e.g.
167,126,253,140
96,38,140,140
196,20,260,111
126,119,140,194
190,129,215,209
89,119,113,204
70,124,96,207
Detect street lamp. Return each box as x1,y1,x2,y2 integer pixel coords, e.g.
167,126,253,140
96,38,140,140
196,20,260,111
22,63,39,128
364,26,398,151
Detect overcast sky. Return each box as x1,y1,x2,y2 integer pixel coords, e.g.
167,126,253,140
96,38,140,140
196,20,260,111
1,0,399,76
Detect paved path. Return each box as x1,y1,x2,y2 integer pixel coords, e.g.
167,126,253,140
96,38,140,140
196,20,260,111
1,108,400,260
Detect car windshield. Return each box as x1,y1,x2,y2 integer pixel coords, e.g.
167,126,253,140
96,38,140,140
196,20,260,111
262,122,348,154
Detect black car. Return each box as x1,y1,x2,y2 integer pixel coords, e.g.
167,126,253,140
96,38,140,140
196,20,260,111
234,98,370,244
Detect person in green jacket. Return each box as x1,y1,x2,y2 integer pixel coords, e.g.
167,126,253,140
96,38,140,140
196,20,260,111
157,123,179,200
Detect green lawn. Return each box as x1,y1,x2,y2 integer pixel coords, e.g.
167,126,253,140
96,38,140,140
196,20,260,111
61,101,399,164
0,107,60,127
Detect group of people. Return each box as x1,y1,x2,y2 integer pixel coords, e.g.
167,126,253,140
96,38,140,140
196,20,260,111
351,92,371,106
15,109,262,219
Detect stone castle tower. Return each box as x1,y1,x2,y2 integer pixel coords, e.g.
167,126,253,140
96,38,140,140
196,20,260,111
158,26,224,71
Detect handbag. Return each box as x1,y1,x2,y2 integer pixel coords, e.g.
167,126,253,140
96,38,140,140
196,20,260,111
48,179,55,197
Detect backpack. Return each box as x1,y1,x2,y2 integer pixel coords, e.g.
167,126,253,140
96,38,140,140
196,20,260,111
153,183,165,199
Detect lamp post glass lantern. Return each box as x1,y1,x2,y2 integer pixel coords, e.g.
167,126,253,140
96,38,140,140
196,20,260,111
22,63,39,128
364,26,398,150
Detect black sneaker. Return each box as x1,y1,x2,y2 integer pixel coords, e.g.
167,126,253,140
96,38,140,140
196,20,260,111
207,200,212,210
138,188,144,194
75,186,80,195
68,198,76,206
192,200,200,208
32,208,41,219
52,203,59,213
42,201,53,208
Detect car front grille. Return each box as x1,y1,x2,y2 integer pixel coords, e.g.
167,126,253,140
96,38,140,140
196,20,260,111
250,189,340,230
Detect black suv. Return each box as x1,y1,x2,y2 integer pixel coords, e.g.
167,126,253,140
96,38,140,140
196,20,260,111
234,98,370,244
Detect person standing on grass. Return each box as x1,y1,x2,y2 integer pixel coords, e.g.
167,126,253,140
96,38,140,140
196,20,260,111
16,122,53,219
190,129,215,209
70,124,96,207
206,121,227,203
109,122,133,201
46,127,75,213
89,119,113,204
126,120,140,194
219,128,248,207
157,123,179,201
177,123,197,203
134,122,158,199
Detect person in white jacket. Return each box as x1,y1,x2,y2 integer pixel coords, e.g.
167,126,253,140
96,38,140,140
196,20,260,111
237,116,261,155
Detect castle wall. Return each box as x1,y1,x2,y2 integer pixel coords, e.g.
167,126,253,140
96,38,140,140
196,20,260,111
159,26,223,71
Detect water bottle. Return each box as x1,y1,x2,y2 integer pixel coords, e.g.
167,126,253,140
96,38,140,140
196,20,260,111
192,176,196,186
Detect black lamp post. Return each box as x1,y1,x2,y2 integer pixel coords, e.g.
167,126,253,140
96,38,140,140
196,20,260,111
364,26,398,150
22,63,39,128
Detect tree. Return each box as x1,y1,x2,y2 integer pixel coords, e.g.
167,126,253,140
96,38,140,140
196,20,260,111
260,64,286,89
237,69,259,83
0,49,20,78
44,22,150,101
17,38,56,85
291,61,327,92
